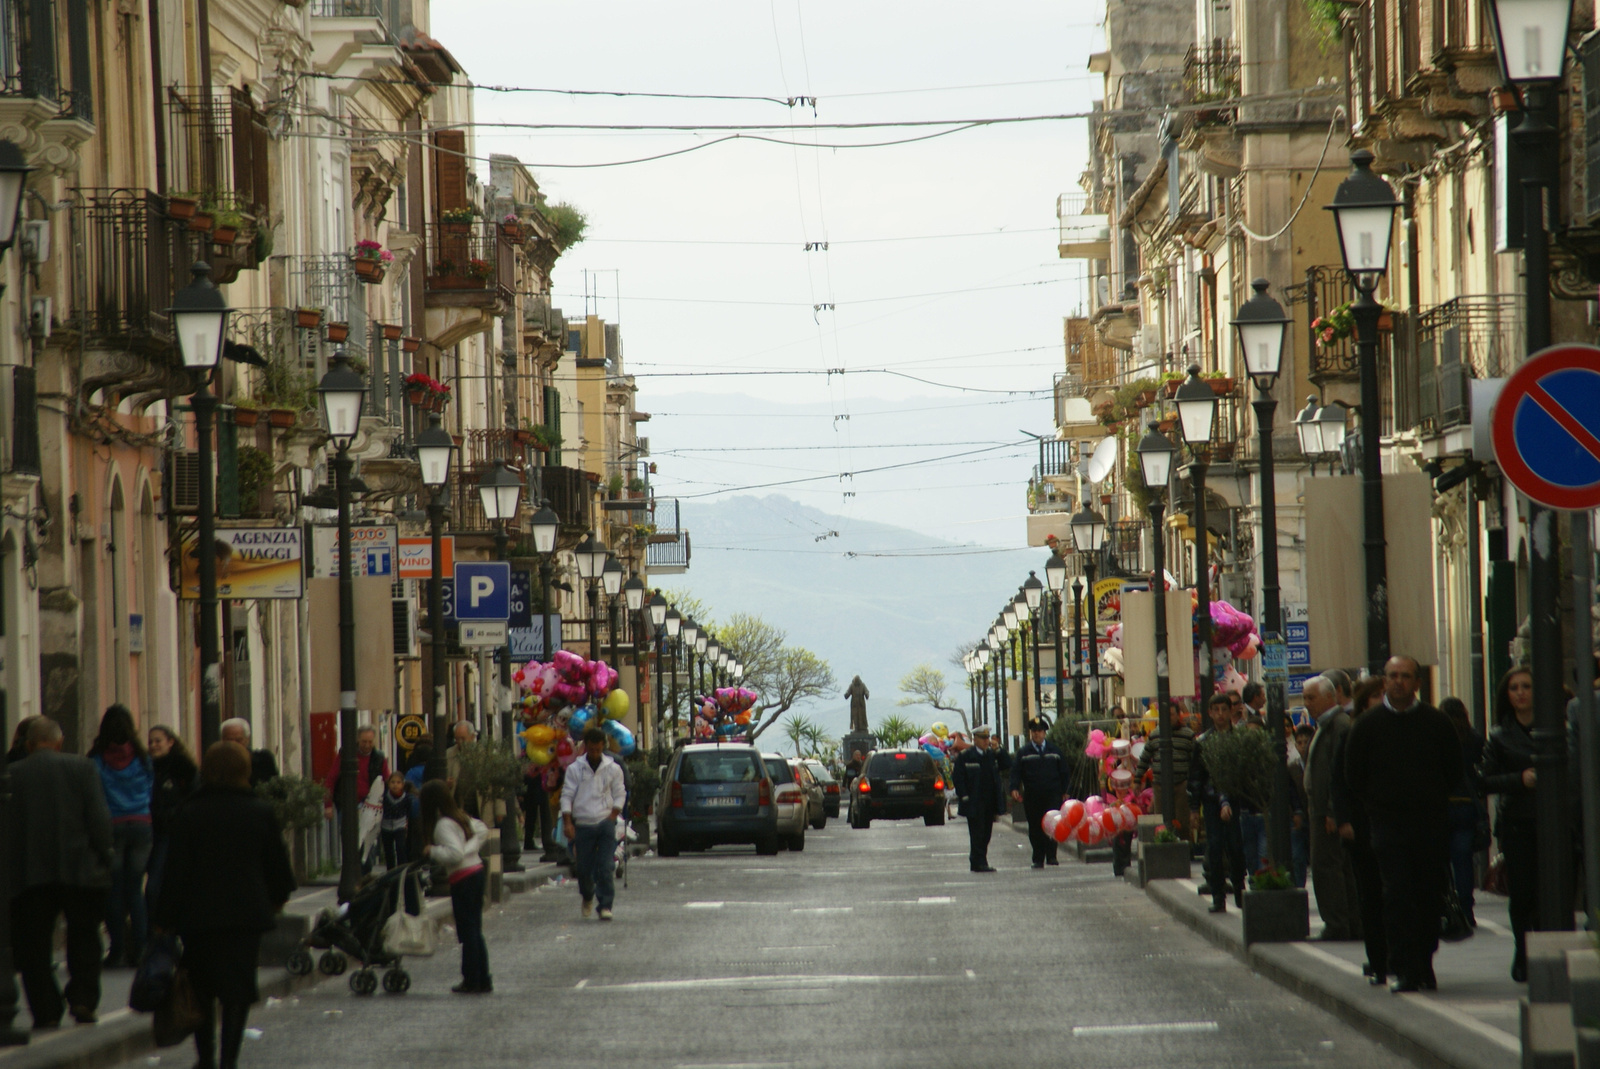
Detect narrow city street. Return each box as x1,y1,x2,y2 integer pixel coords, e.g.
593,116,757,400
116,821,1414,1069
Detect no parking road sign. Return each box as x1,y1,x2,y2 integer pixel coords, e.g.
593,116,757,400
1493,344,1600,511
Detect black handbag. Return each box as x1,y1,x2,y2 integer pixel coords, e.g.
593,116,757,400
152,966,204,1047
1440,872,1476,943
128,934,180,1013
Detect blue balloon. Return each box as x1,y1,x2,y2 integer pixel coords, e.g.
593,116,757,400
922,743,944,761
603,720,637,756
567,706,594,739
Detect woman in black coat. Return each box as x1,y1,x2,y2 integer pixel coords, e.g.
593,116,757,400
145,724,198,913
155,741,295,1069
1477,666,1539,982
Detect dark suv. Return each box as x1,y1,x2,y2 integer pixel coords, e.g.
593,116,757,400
848,750,946,828
655,743,780,856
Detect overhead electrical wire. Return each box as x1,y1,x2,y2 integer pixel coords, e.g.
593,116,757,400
583,227,1055,246
668,439,1032,499
628,368,1047,395
549,276,1066,308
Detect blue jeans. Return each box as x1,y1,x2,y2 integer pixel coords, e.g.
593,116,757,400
107,822,152,962
573,820,616,910
1240,810,1267,878
449,870,489,989
1448,801,1479,914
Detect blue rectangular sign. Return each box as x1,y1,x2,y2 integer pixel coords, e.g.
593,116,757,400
1286,622,1309,644
1287,645,1312,667
453,562,512,620
440,578,455,627
509,571,532,629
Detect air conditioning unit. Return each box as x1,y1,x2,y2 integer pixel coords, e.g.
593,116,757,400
393,598,419,657
167,451,201,513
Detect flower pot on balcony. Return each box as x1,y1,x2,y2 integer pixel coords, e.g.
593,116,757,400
512,430,532,446
1135,389,1157,407
1156,416,1178,433
1210,441,1236,462
189,212,214,233
352,257,385,283
1162,379,1182,399
212,225,239,246
267,409,297,429
500,222,525,243
296,308,322,330
402,336,421,353
1241,888,1310,945
167,196,198,221
326,323,349,343
1208,377,1236,395
406,386,429,407
382,323,402,341
233,408,260,428
1377,311,1394,332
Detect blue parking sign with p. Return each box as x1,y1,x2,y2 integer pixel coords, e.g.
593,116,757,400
453,562,511,620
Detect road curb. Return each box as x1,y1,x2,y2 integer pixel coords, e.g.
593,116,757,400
1143,879,1518,1069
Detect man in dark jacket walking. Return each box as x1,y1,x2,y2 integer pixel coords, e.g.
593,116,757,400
1191,693,1245,913
1303,674,1361,940
1344,655,1462,992
1010,719,1070,867
952,725,1010,873
7,717,114,1027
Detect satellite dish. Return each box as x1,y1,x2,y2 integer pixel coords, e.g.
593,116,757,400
1084,436,1118,484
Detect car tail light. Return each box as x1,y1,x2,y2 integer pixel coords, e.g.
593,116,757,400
758,779,771,806
825,784,839,794
858,779,871,793
776,785,802,804
934,778,945,791
670,782,683,808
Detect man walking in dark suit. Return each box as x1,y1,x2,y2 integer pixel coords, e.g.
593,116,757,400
1344,656,1462,992
7,717,114,1027
1304,674,1361,940
952,725,1010,873
1010,718,1070,867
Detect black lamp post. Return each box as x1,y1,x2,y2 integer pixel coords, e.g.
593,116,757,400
529,500,560,663
682,617,701,702
1070,576,1085,716
1023,573,1044,716
0,136,36,1050
648,591,667,741
601,556,623,671
1326,151,1400,674
1070,504,1107,716
477,459,523,870
416,412,455,783
170,261,234,747
1174,366,1219,727
623,574,646,742
1136,423,1178,825
319,350,367,903
1010,591,1032,728
1045,553,1067,715
574,531,607,660
706,641,723,690
1231,278,1294,868
997,610,1015,739
1487,0,1574,933
694,631,709,696
664,608,683,737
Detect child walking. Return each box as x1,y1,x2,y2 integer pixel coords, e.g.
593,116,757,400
419,780,490,994
380,771,411,870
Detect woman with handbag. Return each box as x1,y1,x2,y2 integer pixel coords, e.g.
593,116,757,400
155,742,295,1069
1476,666,1553,982
419,780,491,994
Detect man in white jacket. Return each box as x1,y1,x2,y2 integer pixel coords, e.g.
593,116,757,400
560,726,626,920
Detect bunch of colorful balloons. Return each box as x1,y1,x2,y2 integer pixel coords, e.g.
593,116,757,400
1041,795,1141,846
916,722,951,762
513,649,620,714
691,687,762,739
514,651,636,761
1205,599,1260,661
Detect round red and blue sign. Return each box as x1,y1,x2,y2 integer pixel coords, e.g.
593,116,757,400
1492,344,1600,511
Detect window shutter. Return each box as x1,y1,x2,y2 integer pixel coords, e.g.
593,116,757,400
252,116,271,217
231,87,255,212
432,130,467,218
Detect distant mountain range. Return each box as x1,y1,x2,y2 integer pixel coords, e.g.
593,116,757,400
658,494,1044,748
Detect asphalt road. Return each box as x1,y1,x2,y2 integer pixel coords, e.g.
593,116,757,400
123,818,1421,1069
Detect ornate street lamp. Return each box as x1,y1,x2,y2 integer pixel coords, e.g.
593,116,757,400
1044,553,1067,715
1022,573,1044,714
0,139,32,253
575,532,607,660
664,608,683,736
318,350,368,903
476,458,524,866
416,413,455,782
1175,366,1219,721
530,500,560,662
1070,504,1107,715
601,556,623,670
1136,423,1179,827
1231,280,1293,869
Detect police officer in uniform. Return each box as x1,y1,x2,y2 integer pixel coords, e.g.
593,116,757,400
952,725,1011,872
1010,718,1070,867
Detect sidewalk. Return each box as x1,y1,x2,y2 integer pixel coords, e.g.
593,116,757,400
0,862,563,1069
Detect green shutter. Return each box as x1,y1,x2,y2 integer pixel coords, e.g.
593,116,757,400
544,386,562,466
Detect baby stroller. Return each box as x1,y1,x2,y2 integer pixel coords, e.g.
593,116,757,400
285,862,429,995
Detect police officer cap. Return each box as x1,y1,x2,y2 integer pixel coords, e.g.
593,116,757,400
971,725,991,737
1027,718,1050,733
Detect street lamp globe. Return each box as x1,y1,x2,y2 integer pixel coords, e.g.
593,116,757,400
1012,590,1031,624
477,460,523,523
986,628,1001,652
529,500,560,555
1325,151,1399,293
170,261,233,370
1315,403,1349,457
1174,365,1218,447
1231,279,1291,386
705,640,721,665
1070,504,1107,555
1023,570,1044,611
1136,423,1177,493
601,556,623,597
665,608,683,638
0,139,33,251
415,412,454,488
1294,396,1323,457
732,662,744,681
1001,601,1018,631
317,350,367,447
648,591,668,628
623,574,646,613
1044,553,1067,593
574,531,608,580
695,633,708,655
1489,0,1574,83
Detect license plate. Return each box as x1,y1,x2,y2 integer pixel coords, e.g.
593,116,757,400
700,796,741,807
889,783,917,794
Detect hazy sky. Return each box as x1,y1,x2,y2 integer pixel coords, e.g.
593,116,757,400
432,2,1104,546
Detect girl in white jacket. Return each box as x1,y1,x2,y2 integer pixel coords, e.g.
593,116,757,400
420,781,491,993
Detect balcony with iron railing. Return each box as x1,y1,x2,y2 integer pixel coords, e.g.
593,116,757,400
1297,264,1395,386
1182,40,1241,125
1408,294,1523,433
647,528,691,575
425,222,514,308
1057,192,1111,260
72,189,198,353
308,0,404,41
529,463,594,532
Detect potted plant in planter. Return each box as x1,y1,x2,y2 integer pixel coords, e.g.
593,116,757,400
405,372,434,408
626,476,646,499
1160,371,1186,398
1311,303,1355,350
167,192,200,221
326,322,349,343
606,472,625,498
1204,370,1236,395
1137,822,1193,883
189,205,215,233
1242,862,1309,944
529,423,562,453
428,380,451,412
402,336,421,354
212,207,244,246
230,398,261,428
500,212,525,243
440,206,476,230
267,408,297,429
295,307,322,330
350,239,393,283
382,323,402,341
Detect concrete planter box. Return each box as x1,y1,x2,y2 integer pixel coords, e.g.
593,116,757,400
1241,888,1309,945
1139,840,1192,881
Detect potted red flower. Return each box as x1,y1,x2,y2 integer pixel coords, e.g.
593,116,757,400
350,239,393,283
405,373,433,407
429,381,452,412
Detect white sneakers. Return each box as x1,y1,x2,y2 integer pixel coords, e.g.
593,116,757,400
597,907,613,921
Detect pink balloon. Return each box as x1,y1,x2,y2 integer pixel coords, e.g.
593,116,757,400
1041,811,1060,837
1085,796,1105,817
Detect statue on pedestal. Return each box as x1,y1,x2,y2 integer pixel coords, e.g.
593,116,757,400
844,675,870,734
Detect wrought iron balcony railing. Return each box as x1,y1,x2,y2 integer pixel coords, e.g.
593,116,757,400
425,222,514,305
1182,40,1240,122
1299,264,1394,387
530,464,593,532
164,86,270,216
71,188,195,352
1411,294,1523,432
1056,192,1111,260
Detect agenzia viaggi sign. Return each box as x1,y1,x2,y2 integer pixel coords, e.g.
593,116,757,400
311,524,398,579
180,527,303,599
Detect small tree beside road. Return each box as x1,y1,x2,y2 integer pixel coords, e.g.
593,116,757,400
873,713,921,748
896,664,970,735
